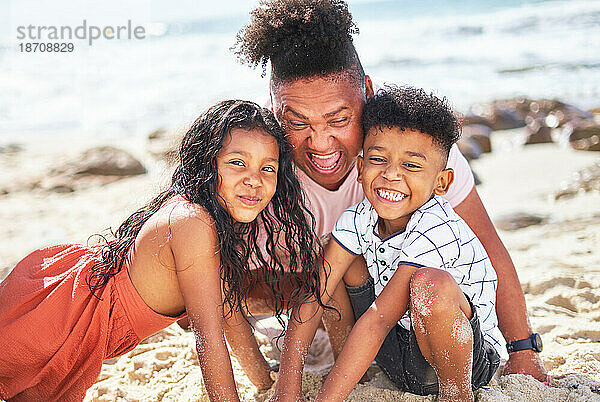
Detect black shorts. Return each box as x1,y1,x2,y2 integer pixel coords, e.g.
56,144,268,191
346,276,500,396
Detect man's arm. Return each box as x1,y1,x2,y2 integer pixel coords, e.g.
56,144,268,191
453,186,547,381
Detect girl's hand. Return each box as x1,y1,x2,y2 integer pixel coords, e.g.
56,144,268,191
269,391,305,402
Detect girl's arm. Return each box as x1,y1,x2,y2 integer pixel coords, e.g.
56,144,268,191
223,303,274,390
170,209,240,402
315,265,418,402
271,239,357,401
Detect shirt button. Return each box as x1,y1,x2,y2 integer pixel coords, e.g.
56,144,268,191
380,261,386,266
379,247,385,253
383,275,389,281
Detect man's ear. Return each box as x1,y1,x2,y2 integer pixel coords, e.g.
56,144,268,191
357,156,364,183
434,168,454,195
365,75,374,99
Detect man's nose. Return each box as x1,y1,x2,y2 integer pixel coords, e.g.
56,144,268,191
307,124,332,151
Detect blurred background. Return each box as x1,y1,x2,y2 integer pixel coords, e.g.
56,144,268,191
1,0,598,142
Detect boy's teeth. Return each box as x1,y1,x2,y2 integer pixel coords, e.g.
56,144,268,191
377,189,406,202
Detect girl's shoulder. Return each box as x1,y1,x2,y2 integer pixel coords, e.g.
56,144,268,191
159,195,214,224
148,195,218,248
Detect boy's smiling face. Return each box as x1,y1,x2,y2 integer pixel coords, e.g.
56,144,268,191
358,127,454,237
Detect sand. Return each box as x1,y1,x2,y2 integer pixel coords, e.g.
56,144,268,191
1,130,599,401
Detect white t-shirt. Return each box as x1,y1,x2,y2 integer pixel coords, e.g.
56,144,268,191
298,143,474,237
331,195,503,355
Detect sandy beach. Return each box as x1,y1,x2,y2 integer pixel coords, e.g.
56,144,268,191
1,126,599,401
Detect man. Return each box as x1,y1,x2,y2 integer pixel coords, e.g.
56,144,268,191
232,0,546,392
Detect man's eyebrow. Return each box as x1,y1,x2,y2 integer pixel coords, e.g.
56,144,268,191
282,107,309,120
323,106,350,119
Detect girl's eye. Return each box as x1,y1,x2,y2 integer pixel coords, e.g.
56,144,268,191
229,160,245,167
369,156,386,163
262,166,277,173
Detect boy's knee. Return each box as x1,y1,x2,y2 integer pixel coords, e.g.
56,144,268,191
409,267,461,318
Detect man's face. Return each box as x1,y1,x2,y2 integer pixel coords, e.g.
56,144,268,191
272,76,369,191
358,127,454,235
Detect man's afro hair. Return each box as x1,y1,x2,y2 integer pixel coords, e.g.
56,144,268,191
233,0,363,84
362,85,461,157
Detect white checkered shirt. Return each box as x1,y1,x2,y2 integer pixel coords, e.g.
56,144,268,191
331,195,503,355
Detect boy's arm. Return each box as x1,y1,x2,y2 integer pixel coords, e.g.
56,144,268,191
453,187,547,381
315,264,418,402
271,239,358,401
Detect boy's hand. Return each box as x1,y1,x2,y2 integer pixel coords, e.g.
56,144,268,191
502,350,548,383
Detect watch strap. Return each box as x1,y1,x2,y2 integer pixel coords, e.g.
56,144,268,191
506,337,534,353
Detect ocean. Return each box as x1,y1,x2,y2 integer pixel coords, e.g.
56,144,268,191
1,0,599,142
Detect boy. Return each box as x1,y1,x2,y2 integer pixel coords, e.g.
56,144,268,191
274,86,502,401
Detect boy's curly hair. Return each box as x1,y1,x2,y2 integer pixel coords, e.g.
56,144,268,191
233,0,365,89
362,85,461,160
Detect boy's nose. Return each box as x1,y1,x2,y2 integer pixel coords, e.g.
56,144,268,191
382,165,403,181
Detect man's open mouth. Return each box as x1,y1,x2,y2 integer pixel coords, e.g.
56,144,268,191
376,188,407,203
307,151,342,174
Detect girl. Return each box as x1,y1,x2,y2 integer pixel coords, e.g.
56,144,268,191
0,100,324,401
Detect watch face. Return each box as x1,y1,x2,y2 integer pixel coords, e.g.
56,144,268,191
533,333,543,352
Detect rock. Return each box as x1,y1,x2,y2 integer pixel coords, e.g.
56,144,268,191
524,118,553,145
554,159,600,200
469,98,592,132
461,114,494,128
462,124,493,153
457,136,482,161
147,129,183,164
0,143,23,154
147,128,168,140
469,103,526,130
29,146,147,193
494,212,547,231
67,146,146,176
562,120,600,151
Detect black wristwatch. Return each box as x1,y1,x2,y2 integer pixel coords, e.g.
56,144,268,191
506,333,543,354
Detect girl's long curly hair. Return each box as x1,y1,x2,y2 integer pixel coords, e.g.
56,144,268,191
86,100,326,323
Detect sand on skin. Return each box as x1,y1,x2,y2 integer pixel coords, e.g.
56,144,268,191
1,132,599,401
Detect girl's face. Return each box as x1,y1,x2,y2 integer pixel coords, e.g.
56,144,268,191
216,127,279,223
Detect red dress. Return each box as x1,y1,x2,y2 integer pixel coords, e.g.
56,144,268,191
0,244,186,401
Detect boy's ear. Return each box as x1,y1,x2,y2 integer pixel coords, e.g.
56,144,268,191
365,75,374,99
434,168,454,195
356,156,364,183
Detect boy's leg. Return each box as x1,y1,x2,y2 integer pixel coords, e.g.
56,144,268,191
321,256,371,358
409,267,474,401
